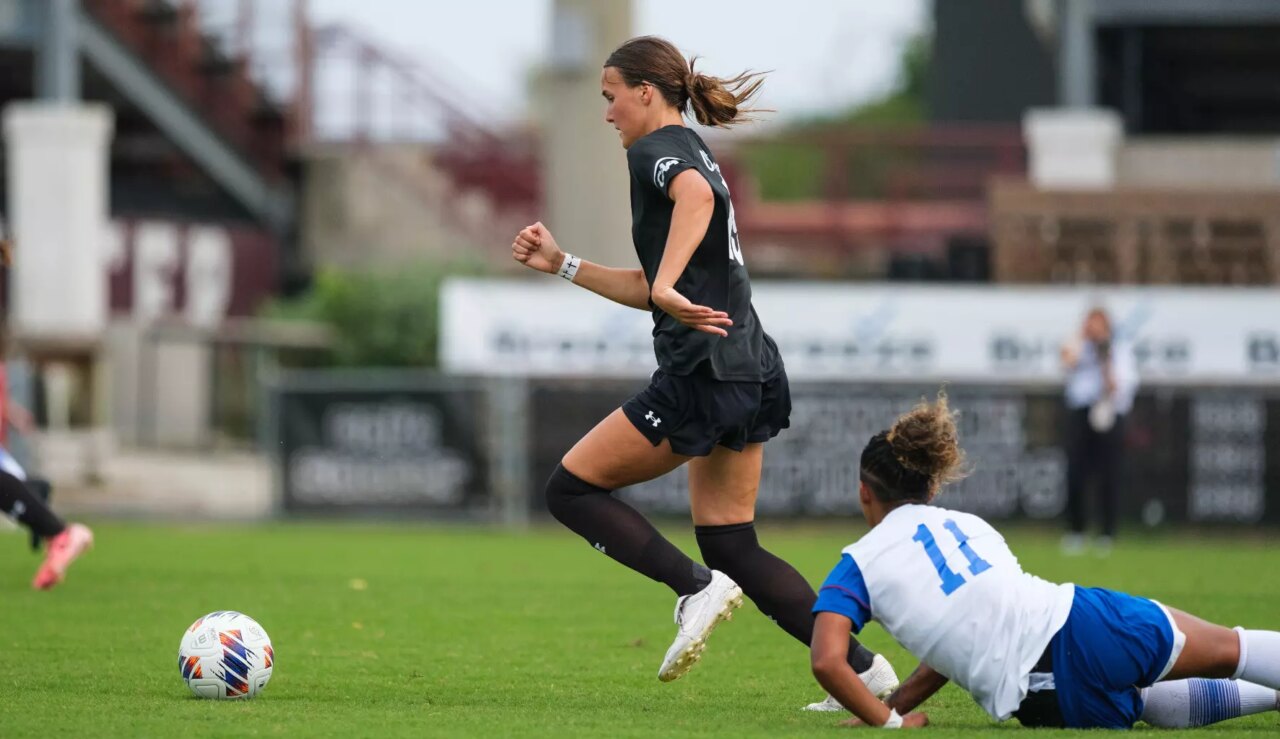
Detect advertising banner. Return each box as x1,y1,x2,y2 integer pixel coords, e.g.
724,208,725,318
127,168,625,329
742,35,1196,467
443,279,1280,384
277,383,490,515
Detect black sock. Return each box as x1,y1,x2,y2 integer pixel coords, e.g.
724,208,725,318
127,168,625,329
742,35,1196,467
0,471,65,539
545,464,712,597
696,521,875,673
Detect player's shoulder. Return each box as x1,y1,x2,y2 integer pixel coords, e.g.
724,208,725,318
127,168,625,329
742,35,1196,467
851,504,993,549
627,126,692,161
842,506,925,562
940,506,1001,537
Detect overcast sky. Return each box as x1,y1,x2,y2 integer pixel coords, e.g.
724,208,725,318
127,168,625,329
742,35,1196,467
303,0,930,126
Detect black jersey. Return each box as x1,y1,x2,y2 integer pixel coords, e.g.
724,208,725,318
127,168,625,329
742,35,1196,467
626,125,781,382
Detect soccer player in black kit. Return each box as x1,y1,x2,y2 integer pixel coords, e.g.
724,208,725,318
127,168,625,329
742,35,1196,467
510,36,897,708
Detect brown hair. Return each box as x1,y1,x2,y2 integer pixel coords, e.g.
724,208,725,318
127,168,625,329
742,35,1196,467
1085,307,1111,332
860,391,969,504
604,36,767,127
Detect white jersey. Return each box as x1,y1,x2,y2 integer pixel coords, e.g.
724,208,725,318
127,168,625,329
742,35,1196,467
815,504,1074,721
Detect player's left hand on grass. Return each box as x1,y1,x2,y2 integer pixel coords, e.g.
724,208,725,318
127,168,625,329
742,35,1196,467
838,712,929,729
650,285,732,337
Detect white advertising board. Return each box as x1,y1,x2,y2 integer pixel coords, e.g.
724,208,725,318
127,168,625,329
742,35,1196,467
442,279,1280,384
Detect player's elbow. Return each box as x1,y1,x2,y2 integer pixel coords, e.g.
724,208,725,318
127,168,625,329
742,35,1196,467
810,650,846,682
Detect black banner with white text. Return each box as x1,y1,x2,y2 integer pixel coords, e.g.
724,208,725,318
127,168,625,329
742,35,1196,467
277,385,490,516
529,381,1280,525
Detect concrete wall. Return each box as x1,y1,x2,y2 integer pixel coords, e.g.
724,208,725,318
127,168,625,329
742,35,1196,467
1119,138,1280,189
298,142,517,271
540,0,635,270
105,320,211,449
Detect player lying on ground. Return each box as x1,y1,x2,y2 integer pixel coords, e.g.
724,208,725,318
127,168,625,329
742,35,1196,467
511,35,896,706
809,392,1280,729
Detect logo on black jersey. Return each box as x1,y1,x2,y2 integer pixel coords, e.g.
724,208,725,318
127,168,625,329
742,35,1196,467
653,157,684,189
697,149,745,266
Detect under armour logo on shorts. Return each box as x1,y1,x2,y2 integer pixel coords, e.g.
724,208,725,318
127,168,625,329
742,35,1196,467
645,411,662,428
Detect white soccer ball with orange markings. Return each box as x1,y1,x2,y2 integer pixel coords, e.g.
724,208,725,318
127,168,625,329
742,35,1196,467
178,611,274,699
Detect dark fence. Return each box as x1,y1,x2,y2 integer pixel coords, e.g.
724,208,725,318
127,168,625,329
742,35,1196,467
269,373,1279,526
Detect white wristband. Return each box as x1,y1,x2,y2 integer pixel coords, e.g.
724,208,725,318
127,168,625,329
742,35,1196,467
882,709,903,729
557,253,581,282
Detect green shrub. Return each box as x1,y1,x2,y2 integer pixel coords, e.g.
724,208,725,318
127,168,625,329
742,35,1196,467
263,258,486,368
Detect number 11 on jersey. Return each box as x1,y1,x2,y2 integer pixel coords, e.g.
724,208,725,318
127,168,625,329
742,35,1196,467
912,520,992,596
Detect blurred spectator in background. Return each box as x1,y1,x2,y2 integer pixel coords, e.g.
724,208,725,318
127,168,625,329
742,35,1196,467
1060,307,1138,556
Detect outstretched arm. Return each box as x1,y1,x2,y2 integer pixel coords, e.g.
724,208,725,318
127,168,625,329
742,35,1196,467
572,261,652,311
511,222,651,311
811,612,929,728
885,662,950,715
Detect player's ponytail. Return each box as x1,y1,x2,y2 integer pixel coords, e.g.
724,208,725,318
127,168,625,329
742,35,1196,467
685,58,766,127
861,391,969,503
604,36,767,128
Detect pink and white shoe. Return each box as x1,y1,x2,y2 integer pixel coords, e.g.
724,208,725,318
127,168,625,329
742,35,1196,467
32,523,93,590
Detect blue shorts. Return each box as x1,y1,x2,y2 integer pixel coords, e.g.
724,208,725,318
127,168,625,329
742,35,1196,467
1049,586,1186,729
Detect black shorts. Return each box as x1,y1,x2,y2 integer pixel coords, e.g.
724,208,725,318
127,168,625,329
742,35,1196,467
1012,642,1065,729
621,368,791,457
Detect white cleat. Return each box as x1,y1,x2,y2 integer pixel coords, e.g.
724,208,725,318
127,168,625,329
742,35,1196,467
803,654,900,711
803,694,849,713
657,570,744,682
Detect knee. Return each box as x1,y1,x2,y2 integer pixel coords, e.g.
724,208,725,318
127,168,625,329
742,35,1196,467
544,463,608,523
695,521,758,571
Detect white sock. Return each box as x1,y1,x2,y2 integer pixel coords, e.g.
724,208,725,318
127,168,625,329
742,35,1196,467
1141,679,1278,728
1234,628,1280,689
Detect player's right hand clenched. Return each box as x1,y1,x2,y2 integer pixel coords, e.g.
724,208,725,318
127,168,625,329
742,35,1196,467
511,222,565,275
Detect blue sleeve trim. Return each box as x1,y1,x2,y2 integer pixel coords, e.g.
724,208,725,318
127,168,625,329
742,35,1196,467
813,554,872,632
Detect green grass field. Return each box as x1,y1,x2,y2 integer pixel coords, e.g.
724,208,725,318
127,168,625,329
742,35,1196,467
0,521,1276,737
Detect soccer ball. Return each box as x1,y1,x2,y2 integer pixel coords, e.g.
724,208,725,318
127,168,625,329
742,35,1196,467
178,611,274,699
